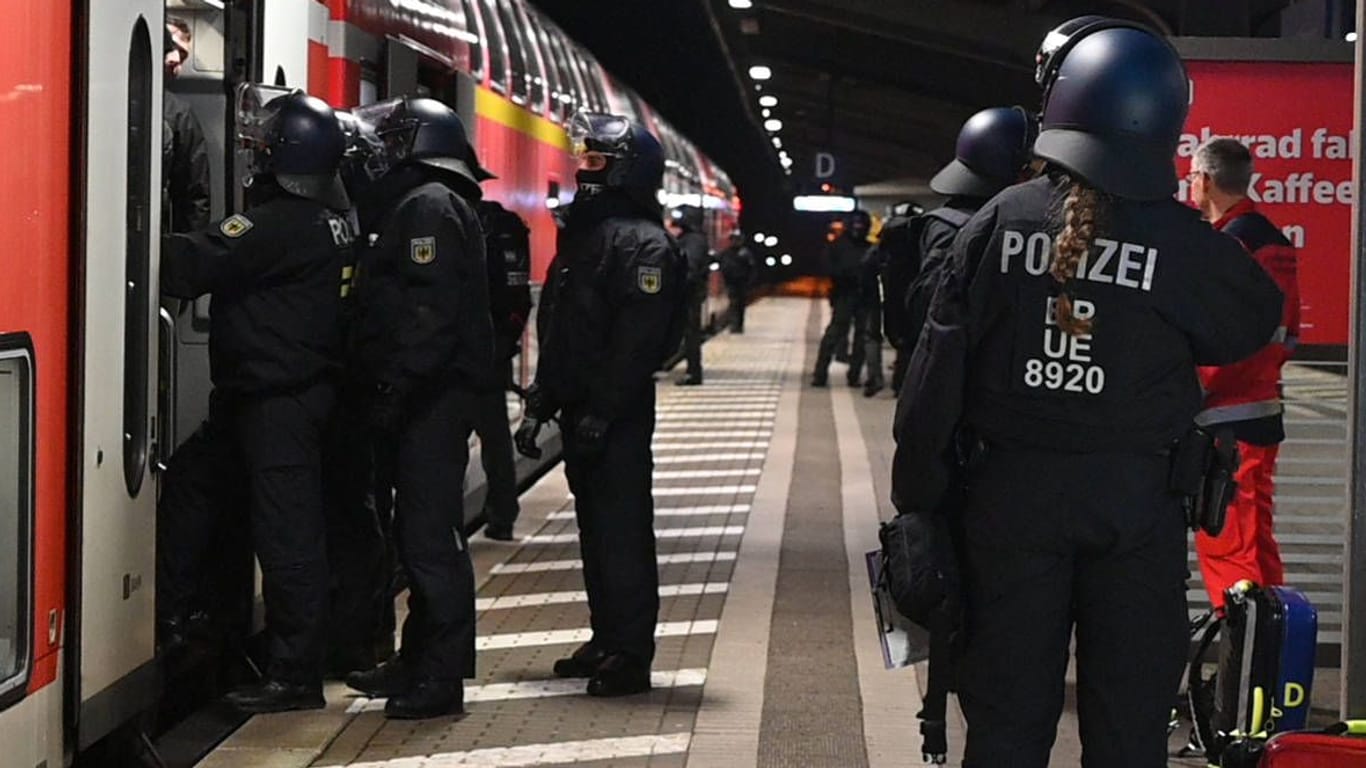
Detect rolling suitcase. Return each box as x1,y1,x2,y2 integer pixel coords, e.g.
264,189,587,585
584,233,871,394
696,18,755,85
1260,722,1366,767
1190,581,1318,762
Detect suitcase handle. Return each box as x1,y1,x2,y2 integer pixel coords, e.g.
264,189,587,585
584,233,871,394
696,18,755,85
1327,721,1366,736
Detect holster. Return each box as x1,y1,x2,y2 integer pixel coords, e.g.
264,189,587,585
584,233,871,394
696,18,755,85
1169,425,1239,536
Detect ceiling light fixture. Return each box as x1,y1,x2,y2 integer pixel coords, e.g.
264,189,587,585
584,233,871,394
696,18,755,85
749,65,773,81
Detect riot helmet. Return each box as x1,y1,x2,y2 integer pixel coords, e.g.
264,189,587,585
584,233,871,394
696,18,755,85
335,109,391,197
236,84,349,210
930,106,1039,198
568,110,665,210
353,97,493,189
1033,18,1188,200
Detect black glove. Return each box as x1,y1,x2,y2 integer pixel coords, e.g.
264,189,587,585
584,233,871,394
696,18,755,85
369,385,406,436
514,419,544,459
524,383,555,421
574,414,609,457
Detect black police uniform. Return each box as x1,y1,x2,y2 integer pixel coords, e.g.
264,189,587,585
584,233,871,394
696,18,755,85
475,199,532,534
813,231,870,384
899,175,1282,767
352,164,495,688
677,225,710,383
533,191,684,670
159,190,354,688
901,200,983,348
719,242,756,332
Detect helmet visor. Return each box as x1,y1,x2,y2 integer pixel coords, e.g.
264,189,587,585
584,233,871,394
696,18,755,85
353,98,419,165
568,110,631,154
235,83,295,147
337,109,391,184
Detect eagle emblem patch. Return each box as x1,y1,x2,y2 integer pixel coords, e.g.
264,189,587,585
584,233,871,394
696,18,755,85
637,266,663,295
220,214,253,238
410,236,436,265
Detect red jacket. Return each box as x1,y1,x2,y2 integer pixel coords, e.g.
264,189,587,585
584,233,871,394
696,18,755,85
1196,199,1300,445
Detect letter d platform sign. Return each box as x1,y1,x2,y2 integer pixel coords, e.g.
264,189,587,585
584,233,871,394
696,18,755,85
815,152,837,180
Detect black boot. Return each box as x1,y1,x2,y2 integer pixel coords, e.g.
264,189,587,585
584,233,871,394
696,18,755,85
346,657,412,698
586,653,651,697
384,679,465,720
553,642,607,678
225,679,324,713
810,372,828,388
483,521,515,541
863,380,885,398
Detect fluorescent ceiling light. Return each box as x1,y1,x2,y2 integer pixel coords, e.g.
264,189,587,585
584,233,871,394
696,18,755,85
762,109,772,118
764,236,779,247
728,0,754,7
749,65,773,81
772,137,782,149
793,195,857,213
765,256,777,267
780,254,793,266
764,119,783,132
753,232,766,243
759,95,778,108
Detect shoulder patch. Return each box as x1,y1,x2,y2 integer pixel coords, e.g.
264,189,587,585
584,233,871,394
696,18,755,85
220,214,254,238
410,236,436,265
637,265,663,295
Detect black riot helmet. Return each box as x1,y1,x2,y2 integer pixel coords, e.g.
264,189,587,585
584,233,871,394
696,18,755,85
335,109,389,198
1033,18,1189,200
569,110,665,211
670,204,704,232
846,209,872,241
236,84,349,210
353,97,494,191
930,106,1039,198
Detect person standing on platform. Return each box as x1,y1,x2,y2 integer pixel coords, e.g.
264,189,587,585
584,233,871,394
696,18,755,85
515,111,685,697
891,18,1283,766
672,204,710,386
812,209,872,387
719,229,756,333
342,97,496,720
158,87,355,713
163,19,211,234
476,191,533,540
1188,137,1299,612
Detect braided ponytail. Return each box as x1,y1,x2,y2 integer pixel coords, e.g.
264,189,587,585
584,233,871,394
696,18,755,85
1051,179,1103,336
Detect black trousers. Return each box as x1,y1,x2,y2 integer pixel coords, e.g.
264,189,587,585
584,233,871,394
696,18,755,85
683,287,705,380
815,288,863,378
375,386,477,682
957,448,1188,768
858,302,884,387
158,383,334,684
473,386,519,527
562,393,659,663
727,286,748,332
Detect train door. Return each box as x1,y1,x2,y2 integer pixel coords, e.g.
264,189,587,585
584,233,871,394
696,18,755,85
70,0,165,751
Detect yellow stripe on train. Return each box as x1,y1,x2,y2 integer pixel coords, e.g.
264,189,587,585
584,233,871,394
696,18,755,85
475,87,571,152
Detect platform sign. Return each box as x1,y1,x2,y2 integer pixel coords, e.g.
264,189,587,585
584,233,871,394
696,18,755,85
1176,58,1354,347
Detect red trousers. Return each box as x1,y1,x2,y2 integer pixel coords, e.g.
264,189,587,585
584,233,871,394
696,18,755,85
1195,442,1285,610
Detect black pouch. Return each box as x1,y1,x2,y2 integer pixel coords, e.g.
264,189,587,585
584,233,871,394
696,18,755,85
878,512,955,628
1169,426,1212,498
1170,426,1239,536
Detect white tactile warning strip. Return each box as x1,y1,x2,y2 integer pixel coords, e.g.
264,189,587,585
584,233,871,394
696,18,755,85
475,583,730,612
345,670,710,713
523,526,745,545
343,733,693,767
490,551,739,575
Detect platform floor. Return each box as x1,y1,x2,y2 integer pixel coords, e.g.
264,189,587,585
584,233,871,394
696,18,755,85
196,297,1345,768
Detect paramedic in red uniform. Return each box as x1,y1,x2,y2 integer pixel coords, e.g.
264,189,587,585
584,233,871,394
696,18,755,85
1189,137,1299,611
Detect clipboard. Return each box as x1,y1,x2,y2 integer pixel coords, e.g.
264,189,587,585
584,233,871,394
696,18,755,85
865,549,931,670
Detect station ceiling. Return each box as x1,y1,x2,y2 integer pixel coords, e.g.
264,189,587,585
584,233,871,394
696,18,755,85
532,0,1294,232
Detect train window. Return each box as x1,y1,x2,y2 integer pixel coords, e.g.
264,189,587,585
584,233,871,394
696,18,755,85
573,51,607,112
0,345,33,705
492,0,529,106
511,0,547,114
543,27,579,119
458,0,484,79
124,19,153,498
476,0,508,94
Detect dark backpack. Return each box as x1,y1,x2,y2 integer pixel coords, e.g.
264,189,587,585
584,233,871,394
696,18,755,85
899,207,973,344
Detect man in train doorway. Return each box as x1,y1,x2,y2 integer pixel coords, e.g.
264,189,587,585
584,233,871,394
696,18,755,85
341,97,497,720
515,111,686,696
1189,137,1300,612
163,19,210,234
158,87,354,713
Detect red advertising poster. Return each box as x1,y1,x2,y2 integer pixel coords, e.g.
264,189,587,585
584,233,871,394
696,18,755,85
1177,59,1354,347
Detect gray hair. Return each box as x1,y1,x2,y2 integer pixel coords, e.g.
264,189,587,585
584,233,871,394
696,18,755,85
1194,138,1253,196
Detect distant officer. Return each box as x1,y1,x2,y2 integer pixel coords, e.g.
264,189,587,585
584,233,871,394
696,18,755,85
516,111,685,696
855,239,887,396
158,87,354,713
891,18,1283,766
718,230,756,333
342,97,496,720
476,192,533,540
812,210,872,387
1189,137,1300,611
875,202,923,392
671,204,710,386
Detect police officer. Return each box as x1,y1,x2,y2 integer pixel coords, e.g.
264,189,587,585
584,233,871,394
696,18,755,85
718,230,756,333
476,190,533,540
516,111,685,696
891,19,1283,766
812,210,871,387
672,204,710,386
855,237,887,396
158,87,354,712
342,97,496,720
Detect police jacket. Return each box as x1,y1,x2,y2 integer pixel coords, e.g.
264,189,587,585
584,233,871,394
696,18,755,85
162,189,354,394
163,91,212,234
913,175,1283,456
719,244,756,289
477,199,533,349
900,201,982,346
678,228,712,295
534,191,686,420
352,165,497,396
1196,199,1300,445
825,234,869,294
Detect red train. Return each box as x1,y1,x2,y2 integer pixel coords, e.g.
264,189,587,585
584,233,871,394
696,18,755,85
0,0,738,763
